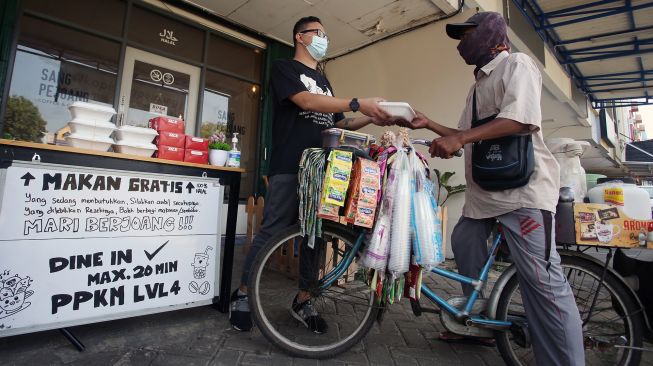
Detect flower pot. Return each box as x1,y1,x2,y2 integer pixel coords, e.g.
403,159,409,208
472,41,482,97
209,149,228,166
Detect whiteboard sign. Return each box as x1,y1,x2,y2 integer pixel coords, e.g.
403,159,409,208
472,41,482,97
0,163,223,336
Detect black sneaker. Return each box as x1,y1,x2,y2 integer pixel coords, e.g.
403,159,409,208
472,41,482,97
290,295,328,334
230,289,252,331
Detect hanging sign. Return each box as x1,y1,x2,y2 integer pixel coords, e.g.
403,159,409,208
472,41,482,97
0,163,223,337
149,103,168,115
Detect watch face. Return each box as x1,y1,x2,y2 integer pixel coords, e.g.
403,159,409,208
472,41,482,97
351,99,360,111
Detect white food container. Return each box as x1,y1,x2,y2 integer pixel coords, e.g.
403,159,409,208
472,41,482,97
378,102,416,121
68,101,116,122
67,119,116,138
66,134,114,151
113,141,158,157
113,125,158,145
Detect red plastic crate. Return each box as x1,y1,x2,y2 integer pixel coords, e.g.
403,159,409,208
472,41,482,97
155,131,186,148
155,145,185,161
149,117,185,133
185,136,209,151
184,149,208,164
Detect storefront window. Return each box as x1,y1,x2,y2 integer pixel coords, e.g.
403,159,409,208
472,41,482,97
128,5,204,63
23,0,126,37
201,71,260,198
4,3,266,199
4,16,119,143
126,60,191,127
208,34,263,81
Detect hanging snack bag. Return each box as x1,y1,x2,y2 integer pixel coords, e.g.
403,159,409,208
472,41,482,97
318,150,353,221
324,150,352,206
344,158,380,228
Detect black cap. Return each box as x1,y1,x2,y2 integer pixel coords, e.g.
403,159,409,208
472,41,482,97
446,12,486,40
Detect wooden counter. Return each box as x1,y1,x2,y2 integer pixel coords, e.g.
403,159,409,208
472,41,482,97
0,139,245,173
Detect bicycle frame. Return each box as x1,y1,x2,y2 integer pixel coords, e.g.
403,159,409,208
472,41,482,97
318,229,512,329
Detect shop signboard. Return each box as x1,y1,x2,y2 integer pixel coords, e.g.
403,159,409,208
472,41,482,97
574,203,653,248
0,162,223,337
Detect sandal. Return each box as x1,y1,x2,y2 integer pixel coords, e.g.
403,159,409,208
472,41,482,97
438,331,496,347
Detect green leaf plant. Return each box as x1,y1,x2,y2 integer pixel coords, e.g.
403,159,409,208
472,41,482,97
433,169,466,206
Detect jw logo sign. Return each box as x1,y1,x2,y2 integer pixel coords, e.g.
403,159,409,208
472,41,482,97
159,29,178,46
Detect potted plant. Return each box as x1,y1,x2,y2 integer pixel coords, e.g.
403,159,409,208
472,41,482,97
433,169,466,256
433,169,466,206
208,131,230,166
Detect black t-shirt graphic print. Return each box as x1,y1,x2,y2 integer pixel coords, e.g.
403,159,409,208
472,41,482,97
268,59,345,175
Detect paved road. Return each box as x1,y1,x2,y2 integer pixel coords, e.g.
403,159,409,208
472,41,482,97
1,238,651,365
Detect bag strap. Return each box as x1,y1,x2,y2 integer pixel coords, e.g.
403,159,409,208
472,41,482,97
472,88,478,123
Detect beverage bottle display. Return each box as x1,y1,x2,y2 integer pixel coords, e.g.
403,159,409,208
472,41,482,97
227,132,241,168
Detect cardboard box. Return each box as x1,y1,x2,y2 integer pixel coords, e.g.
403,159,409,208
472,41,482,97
155,145,185,161
155,131,186,148
184,149,208,164
149,117,185,133
185,136,209,151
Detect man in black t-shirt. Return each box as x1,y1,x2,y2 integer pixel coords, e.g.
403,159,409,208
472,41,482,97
230,16,392,333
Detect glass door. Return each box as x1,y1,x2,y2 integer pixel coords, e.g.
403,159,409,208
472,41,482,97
118,47,200,134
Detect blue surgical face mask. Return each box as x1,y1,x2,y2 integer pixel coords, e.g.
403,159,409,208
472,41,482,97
305,35,328,61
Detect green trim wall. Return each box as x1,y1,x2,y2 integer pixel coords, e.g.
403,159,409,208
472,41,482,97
257,41,293,196
0,0,20,123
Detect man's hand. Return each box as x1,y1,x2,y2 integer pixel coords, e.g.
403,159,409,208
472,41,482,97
429,133,465,159
358,97,391,120
397,110,430,129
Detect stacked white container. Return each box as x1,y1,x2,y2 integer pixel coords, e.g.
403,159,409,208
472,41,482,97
66,102,117,151
113,125,159,157
587,178,652,220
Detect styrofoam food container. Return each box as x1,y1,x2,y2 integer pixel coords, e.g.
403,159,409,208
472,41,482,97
68,101,116,122
378,102,416,121
66,133,114,151
68,119,116,138
321,128,375,152
113,141,158,157
113,125,158,144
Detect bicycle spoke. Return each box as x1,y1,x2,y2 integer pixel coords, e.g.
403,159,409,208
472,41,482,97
251,225,377,358
496,258,643,366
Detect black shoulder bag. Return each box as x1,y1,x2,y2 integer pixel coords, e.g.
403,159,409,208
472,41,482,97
471,89,534,191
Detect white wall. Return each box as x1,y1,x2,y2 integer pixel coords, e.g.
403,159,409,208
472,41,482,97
324,9,478,257
221,203,247,236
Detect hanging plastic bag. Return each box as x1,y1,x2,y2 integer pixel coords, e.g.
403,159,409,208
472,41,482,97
360,159,396,272
409,150,441,268
387,147,411,278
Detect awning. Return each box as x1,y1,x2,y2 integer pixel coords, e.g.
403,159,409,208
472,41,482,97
513,0,653,108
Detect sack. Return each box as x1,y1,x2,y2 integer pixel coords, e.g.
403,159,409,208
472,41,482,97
471,90,534,191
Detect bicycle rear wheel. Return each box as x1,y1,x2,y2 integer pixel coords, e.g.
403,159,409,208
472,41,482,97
248,222,379,359
495,254,644,366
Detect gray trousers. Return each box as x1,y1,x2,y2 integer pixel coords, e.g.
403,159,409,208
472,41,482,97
451,208,585,366
241,174,322,290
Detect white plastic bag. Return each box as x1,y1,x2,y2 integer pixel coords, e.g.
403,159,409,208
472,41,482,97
409,148,443,268
388,148,411,277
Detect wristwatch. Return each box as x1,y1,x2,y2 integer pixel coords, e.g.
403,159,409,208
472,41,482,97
349,98,360,113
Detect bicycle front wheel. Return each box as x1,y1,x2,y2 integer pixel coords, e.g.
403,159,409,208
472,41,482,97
495,253,644,366
248,222,379,359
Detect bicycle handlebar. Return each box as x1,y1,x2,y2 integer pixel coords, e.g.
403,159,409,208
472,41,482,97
411,139,463,157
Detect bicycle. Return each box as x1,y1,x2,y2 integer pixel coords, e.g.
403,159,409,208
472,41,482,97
248,219,646,365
